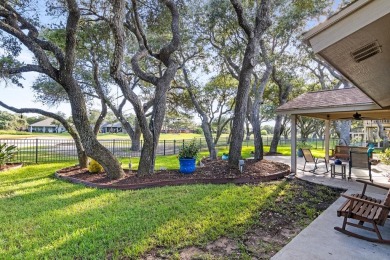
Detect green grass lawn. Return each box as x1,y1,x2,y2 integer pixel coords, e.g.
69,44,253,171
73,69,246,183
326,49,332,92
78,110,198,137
0,162,339,259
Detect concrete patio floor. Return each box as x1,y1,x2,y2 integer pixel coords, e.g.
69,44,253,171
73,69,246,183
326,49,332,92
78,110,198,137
266,156,390,260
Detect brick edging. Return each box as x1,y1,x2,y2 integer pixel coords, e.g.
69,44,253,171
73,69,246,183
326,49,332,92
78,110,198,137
55,169,290,190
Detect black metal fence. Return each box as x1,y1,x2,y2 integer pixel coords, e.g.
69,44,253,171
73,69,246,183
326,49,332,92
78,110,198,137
1,137,340,163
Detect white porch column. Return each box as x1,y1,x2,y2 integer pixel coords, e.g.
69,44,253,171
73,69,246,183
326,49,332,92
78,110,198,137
325,119,330,161
291,114,297,174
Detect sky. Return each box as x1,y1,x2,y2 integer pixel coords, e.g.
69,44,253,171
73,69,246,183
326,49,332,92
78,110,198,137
0,1,72,117
0,0,344,119
0,49,72,117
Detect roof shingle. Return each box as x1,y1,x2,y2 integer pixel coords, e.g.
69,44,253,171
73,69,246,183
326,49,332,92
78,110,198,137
276,88,373,112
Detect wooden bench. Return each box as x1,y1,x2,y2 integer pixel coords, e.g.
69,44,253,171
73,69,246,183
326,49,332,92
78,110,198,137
331,146,371,161
332,145,350,160
335,179,390,244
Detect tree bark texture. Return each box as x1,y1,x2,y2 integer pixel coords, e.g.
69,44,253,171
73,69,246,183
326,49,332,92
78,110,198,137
245,120,251,141
248,44,272,160
333,120,351,145
63,80,124,179
90,50,141,151
270,114,283,153
269,67,292,154
109,0,180,175
0,2,125,175
228,0,271,167
377,121,389,150
183,67,217,159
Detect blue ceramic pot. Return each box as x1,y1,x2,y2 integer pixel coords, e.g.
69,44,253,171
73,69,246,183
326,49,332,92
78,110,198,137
179,158,196,174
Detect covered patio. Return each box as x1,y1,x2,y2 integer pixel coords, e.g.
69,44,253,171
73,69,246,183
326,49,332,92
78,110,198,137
277,0,390,180
271,1,390,258
276,87,390,181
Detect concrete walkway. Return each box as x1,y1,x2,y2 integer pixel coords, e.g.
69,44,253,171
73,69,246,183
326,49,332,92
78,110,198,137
265,156,390,260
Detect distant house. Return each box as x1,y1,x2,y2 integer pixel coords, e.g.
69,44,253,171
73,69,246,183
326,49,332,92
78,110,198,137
100,122,125,133
28,118,66,133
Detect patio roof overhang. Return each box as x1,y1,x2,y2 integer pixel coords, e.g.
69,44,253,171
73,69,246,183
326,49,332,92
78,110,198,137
302,0,390,108
276,88,390,120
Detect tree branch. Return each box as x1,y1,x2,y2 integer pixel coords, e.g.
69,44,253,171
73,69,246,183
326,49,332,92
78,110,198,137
230,0,253,37
2,64,45,75
64,0,81,73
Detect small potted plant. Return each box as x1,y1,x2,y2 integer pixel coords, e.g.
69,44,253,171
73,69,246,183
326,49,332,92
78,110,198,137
178,140,200,174
221,152,229,160
297,141,311,157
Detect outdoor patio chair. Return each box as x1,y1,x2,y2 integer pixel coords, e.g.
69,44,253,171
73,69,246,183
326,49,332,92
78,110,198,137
301,148,328,174
335,179,390,244
349,151,372,182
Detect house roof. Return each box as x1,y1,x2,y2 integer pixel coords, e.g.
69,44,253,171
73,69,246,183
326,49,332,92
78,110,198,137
277,88,373,111
101,122,122,128
30,118,60,127
303,0,390,108
276,88,390,120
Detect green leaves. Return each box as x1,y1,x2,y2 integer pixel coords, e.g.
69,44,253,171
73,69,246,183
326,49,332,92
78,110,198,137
178,139,200,159
0,143,18,167
0,111,28,131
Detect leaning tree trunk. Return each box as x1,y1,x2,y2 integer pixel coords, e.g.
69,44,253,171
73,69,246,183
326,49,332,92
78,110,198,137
245,120,251,141
183,66,217,160
202,120,217,159
250,112,263,160
138,137,156,174
137,88,169,176
65,81,124,179
249,54,272,161
228,0,271,167
68,127,88,168
269,114,284,154
229,40,260,166
131,119,142,151
93,101,107,136
377,121,389,150
334,120,351,145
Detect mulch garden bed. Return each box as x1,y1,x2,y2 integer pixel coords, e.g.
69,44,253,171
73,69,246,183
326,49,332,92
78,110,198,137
0,163,23,172
56,158,291,190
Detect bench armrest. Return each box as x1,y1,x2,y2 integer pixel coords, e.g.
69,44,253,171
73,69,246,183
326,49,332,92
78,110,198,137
356,179,390,190
341,193,390,210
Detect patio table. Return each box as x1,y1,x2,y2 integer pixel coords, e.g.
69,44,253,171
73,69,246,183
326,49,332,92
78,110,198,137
330,162,347,180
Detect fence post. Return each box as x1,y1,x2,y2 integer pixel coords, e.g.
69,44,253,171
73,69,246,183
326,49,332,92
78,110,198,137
164,140,166,156
182,139,184,148
35,138,38,164
174,139,176,154
112,139,115,155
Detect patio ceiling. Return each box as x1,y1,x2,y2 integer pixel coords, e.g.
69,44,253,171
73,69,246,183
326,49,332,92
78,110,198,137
276,88,390,120
303,0,390,108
